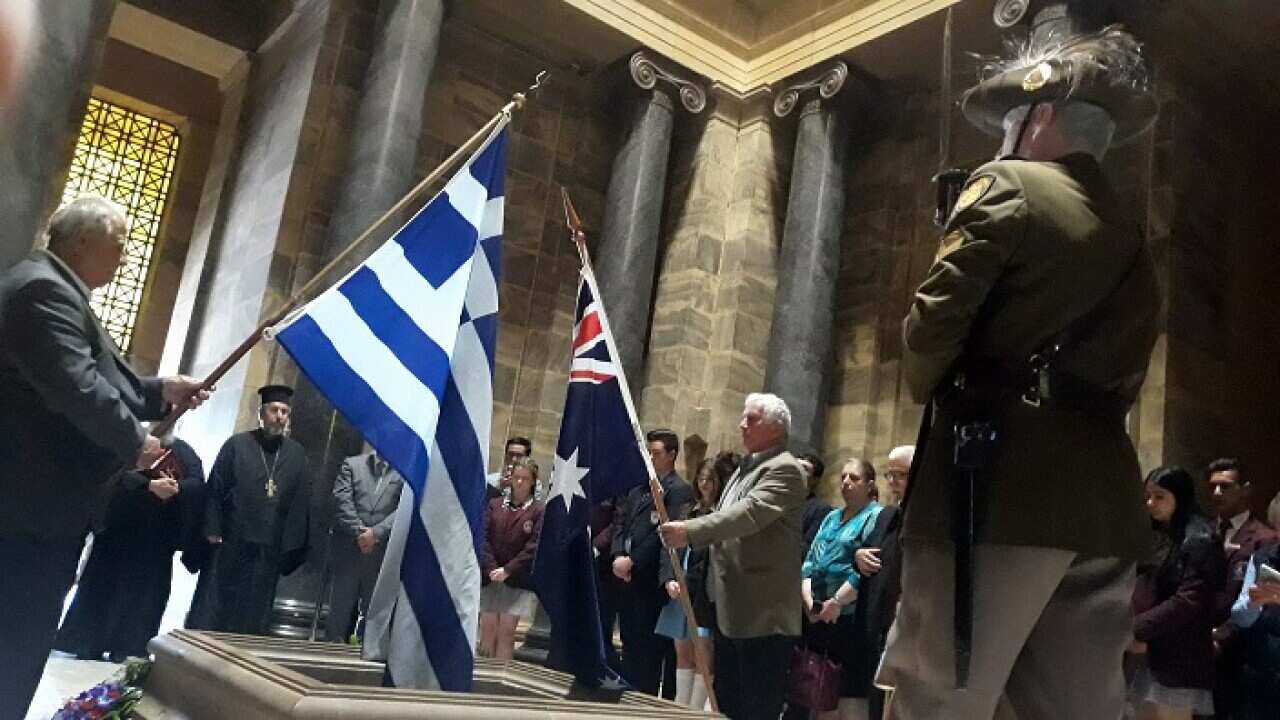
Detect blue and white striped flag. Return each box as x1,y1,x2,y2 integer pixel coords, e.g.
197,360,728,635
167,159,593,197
270,123,508,691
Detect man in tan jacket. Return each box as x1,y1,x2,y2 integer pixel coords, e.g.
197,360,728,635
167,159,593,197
660,392,806,720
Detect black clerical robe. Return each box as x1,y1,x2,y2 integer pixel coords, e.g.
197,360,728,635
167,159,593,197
199,429,310,635
55,438,207,660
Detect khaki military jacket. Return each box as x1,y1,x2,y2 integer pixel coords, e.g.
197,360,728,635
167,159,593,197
901,153,1160,561
686,447,806,638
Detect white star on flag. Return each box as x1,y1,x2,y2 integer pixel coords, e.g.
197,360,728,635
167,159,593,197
551,447,589,510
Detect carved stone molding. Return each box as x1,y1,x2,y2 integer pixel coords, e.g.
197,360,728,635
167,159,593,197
629,51,707,113
772,60,848,117
993,0,1031,28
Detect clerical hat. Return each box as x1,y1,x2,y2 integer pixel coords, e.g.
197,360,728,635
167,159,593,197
960,25,1157,146
257,384,294,405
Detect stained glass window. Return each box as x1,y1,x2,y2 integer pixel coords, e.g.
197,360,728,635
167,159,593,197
59,96,181,352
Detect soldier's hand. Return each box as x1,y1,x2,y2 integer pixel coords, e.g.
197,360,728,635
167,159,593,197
665,580,681,600
855,547,882,575
612,555,633,583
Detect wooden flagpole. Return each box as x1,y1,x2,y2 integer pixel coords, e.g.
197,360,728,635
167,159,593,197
147,72,549,443
561,188,719,713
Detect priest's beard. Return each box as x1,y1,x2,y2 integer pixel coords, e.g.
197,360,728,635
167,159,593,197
260,420,288,438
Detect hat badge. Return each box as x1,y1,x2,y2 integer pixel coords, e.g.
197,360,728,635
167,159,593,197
1022,62,1053,92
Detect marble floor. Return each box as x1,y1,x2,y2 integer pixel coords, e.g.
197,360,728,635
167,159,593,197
24,655,121,720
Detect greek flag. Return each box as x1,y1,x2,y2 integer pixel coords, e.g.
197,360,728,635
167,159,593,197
271,123,508,691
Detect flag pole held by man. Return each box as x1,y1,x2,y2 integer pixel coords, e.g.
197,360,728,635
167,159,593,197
532,190,718,709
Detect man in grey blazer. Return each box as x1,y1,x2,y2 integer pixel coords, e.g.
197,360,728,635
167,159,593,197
0,195,207,716
660,392,806,720
326,451,405,643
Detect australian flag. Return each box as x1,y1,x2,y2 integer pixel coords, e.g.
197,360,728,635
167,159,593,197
533,275,648,688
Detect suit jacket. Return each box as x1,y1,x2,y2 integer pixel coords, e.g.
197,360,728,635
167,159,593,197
856,504,903,642
901,154,1160,561
0,250,166,539
686,447,806,639
611,470,694,589
332,453,405,546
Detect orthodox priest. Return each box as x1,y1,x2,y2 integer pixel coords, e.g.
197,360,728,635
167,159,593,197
202,385,311,635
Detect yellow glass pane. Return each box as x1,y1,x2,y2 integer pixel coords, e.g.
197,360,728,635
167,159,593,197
58,96,181,353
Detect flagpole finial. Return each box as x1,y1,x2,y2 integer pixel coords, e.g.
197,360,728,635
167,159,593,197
560,186,585,244
513,70,550,110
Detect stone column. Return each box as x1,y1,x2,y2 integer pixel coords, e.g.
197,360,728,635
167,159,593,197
0,0,116,269
593,51,705,389
290,0,445,504
763,62,850,450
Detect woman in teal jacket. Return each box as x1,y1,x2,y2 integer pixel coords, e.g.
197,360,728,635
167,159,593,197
799,457,882,720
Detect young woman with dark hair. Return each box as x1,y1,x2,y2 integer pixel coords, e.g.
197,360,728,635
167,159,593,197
1129,466,1226,719
656,450,739,708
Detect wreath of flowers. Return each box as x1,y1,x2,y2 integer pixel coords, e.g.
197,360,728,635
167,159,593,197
52,658,151,720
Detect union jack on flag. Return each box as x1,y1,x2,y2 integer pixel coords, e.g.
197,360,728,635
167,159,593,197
568,292,617,385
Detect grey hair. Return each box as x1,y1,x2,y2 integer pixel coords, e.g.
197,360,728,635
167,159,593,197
1000,101,1117,160
44,195,127,251
888,445,915,467
744,392,791,434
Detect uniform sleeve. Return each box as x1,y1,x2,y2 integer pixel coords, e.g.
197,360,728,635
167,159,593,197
331,460,363,538
1,278,148,464
902,163,1029,401
685,462,805,548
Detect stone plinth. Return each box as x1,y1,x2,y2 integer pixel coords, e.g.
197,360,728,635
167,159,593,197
139,631,712,719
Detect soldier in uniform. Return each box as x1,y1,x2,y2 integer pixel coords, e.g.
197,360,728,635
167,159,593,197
876,25,1162,719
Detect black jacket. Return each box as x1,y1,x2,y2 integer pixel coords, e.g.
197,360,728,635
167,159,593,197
0,250,167,539
855,504,903,645
611,471,694,587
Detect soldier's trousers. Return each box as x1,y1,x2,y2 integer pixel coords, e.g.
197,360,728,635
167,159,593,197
876,539,1134,720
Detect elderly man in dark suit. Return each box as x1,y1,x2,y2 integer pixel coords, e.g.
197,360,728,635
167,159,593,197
326,450,405,643
0,195,207,716
660,393,806,720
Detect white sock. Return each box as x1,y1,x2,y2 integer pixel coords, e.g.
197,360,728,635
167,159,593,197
675,668,694,706
689,673,708,709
